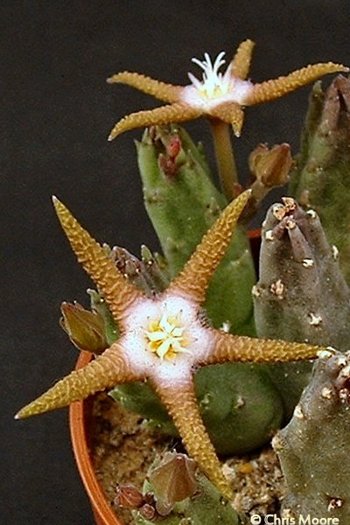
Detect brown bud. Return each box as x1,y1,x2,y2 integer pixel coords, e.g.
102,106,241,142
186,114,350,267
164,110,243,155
149,452,197,509
60,302,108,353
139,503,157,521
320,75,350,134
114,484,144,509
111,245,167,296
158,153,179,178
110,246,142,277
249,143,292,188
166,135,181,158
154,126,183,178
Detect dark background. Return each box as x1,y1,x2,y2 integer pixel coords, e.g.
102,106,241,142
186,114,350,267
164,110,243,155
2,1,349,523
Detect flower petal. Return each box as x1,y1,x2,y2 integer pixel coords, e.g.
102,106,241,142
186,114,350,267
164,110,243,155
151,377,232,499
168,189,251,304
202,329,320,366
228,39,255,80
107,71,183,103
210,102,244,137
108,103,202,140
53,197,143,325
15,343,141,418
245,62,349,105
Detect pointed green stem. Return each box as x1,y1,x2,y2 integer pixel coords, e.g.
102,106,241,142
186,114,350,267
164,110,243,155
209,119,239,201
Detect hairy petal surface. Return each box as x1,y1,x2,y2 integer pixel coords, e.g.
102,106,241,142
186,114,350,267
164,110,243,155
16,343,140,418
107,71,183,103
210,102,244,137
108,103,201,141
169,190,251,303
229,38,255,80
151,377,232,499
245,63,349,105
53,197,143,326
203,330,320,366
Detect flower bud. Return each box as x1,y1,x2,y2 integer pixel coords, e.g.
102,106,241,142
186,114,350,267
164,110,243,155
249,143,292,188
60,302,108,353
149,452,197,510
114,483,144,509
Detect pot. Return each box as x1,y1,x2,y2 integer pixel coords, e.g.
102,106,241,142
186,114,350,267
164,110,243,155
70,350,122,525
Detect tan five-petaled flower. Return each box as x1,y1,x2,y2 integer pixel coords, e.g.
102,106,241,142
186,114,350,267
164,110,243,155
107,39,348,140
16,190,322,499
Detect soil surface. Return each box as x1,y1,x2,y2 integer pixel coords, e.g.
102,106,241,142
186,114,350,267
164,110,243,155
91,392,286,524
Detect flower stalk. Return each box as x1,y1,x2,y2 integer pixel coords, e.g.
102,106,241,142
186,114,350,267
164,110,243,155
209,118,239,200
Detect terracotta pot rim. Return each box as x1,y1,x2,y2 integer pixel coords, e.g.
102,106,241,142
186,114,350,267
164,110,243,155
69,350,123,525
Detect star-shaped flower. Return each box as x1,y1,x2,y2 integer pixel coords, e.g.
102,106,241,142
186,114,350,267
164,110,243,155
107,39,348,140
16,190,320,498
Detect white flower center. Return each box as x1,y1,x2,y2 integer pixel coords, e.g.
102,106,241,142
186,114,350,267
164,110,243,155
188,51,231,100
181,51,253,111
145,312,190,360
121,295,215,384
